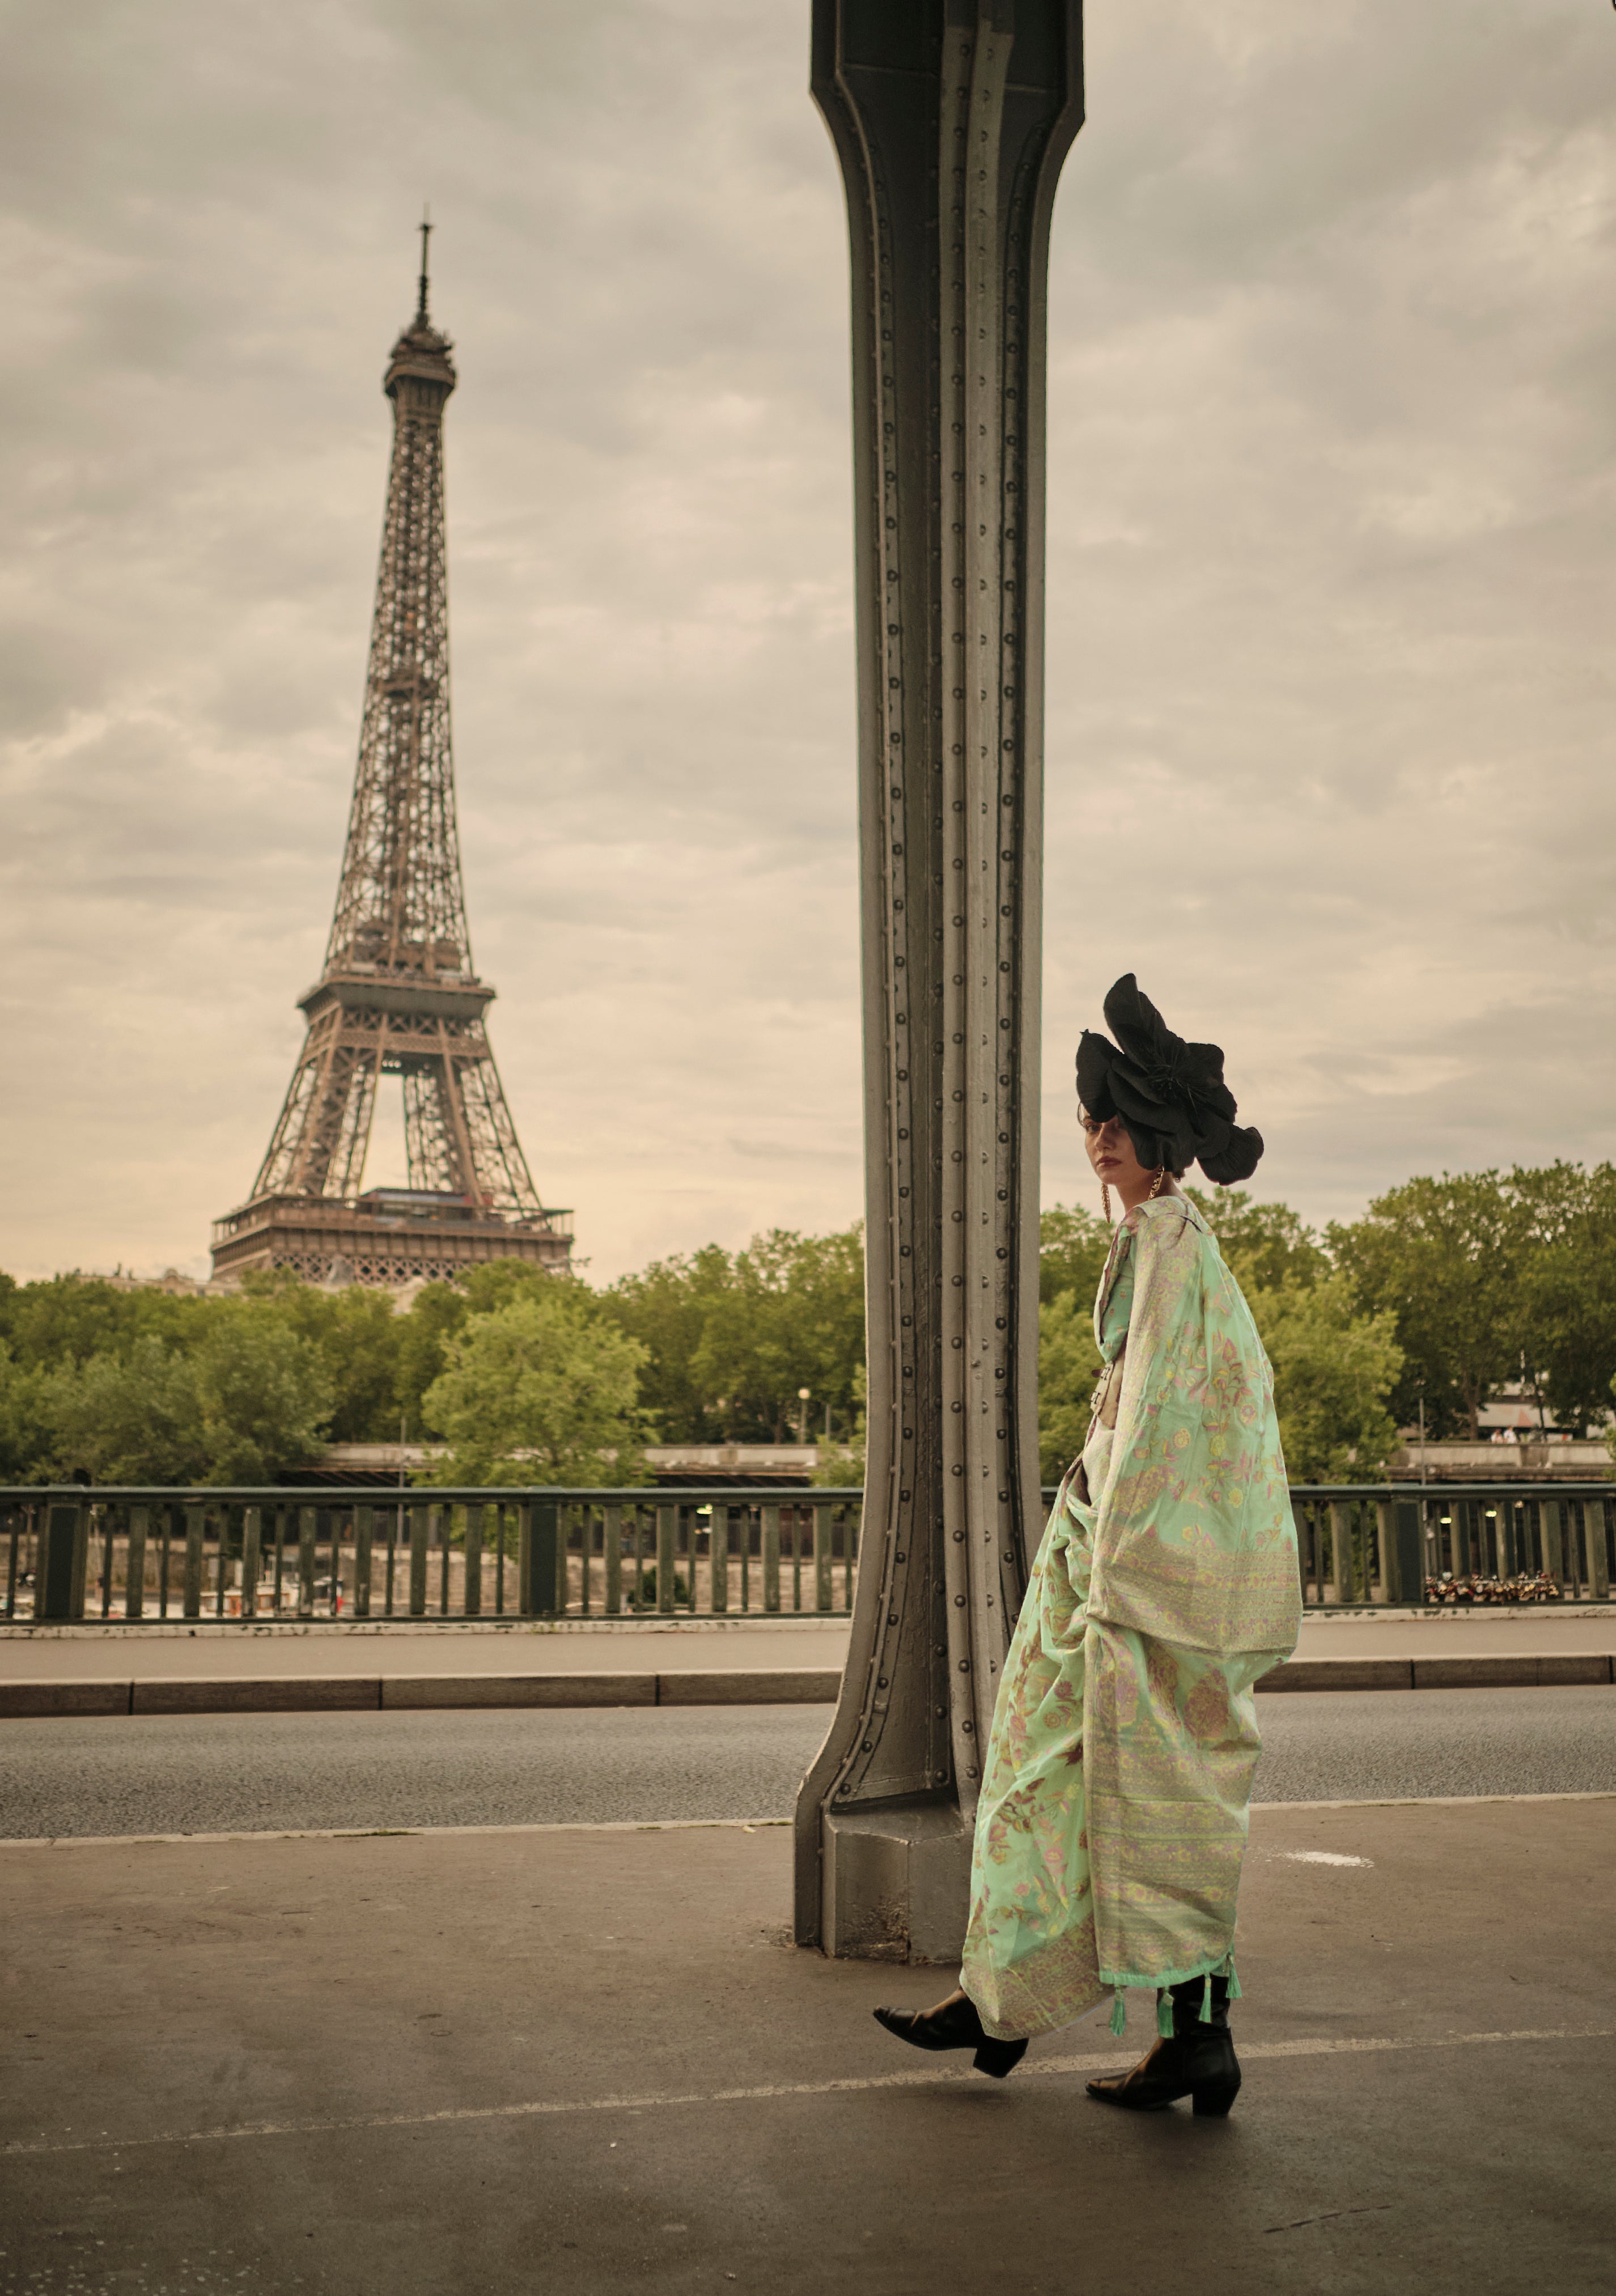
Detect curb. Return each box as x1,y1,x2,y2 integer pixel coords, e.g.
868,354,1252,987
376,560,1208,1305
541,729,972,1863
0,1654,1613,1718
0,1669,846,1719
1258,1654,1614,1692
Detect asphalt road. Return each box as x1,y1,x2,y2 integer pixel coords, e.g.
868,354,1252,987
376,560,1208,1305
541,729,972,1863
2,1688,1614,1840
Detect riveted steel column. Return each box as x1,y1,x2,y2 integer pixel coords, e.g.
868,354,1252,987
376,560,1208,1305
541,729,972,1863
795,0,1082,1957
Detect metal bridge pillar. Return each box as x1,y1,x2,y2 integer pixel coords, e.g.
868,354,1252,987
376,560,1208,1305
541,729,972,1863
794,1,1083,1958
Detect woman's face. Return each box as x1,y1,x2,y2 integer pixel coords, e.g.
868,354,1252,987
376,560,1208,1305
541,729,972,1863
1081,1110,1143,1187
1080,1107,1174,1212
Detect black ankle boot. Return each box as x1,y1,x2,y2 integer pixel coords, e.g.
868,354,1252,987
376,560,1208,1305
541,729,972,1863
1085,1976,1241,2117
873,1992,1028,2080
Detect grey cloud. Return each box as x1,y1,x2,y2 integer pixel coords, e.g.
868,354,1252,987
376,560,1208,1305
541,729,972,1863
1,0,1612,1281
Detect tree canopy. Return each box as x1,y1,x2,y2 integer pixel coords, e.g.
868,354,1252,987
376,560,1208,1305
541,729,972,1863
599,1226,865,1445
420,1290,652,1487
4,1156,1611,1491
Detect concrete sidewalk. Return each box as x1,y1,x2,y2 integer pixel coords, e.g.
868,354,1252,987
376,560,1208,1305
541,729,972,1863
2,1798,1611,2294
0,1621,849,1677
2,1606,1613,1678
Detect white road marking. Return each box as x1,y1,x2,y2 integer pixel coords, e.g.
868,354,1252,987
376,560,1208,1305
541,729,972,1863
1271,1849,1374,1866
2,2027,1607,2159
0,1815,791,1850
0,1789,1611,1852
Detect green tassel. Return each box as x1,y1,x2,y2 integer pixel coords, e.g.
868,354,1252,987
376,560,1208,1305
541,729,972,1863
1226,1958,1242,2002
1109,1988,1127,2036
1156,1990,1175,2039
1201,1974,1213,2021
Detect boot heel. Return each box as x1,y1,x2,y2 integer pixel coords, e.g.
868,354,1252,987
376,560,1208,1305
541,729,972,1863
973,2037,1028,2081
1191,2075,1240,2117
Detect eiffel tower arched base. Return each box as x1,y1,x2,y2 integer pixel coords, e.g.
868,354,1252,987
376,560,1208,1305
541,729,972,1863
210,1191,572,1291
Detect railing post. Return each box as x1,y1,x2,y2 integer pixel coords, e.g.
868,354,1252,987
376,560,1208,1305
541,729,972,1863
464,1504,483,1618
762,1504,782,1615
37,1502,88,1622
241,1507,261,1619
1326,1501,1351,1603
813,1503,833,1613
4,1506,22,1620
1588,1498,1611,1600
1371,1499,1392,1603
521,1501,561,1619
710,1504,729,1614
1451,1499,1470,1580
603,1505,622,1615
95,1506,114,1620
182,1504,206,1620
1386,1496,1423,1605
298,1506,317,1619
350,1506,372,1618
125,1505,148,1622
656,1504,677,1615
409,1506,429,1618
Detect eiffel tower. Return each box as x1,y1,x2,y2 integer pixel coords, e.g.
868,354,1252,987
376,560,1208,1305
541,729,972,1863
212,226,572,1289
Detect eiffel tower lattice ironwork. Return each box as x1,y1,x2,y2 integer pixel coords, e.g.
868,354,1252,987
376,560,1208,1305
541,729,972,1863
212,227,572,1289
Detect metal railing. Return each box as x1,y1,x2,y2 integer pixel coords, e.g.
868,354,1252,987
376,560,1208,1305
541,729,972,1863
1,1478,1610,1626
1291,1482,1615,1606
0,1487,865,1625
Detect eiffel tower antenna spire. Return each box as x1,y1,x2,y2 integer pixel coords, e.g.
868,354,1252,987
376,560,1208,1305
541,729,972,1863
212,237,572,1289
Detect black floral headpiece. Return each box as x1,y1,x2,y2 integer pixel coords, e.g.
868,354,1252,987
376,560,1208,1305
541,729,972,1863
1075,974,1262,1186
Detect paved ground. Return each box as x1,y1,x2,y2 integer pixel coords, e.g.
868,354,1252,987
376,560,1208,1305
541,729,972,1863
3,1607,1613,1677
2,1799,1612,2294
4,1687,1615,1840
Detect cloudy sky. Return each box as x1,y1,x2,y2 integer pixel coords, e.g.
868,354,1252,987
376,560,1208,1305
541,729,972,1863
1,0,1613,1285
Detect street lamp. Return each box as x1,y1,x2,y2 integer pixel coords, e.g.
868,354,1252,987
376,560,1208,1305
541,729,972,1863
796,1388,812,1446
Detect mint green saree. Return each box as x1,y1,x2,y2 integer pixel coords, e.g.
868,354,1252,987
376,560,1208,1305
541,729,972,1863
961,1194,1301,2040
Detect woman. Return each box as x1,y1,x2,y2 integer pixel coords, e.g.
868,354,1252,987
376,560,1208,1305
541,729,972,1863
873,975,1300,2116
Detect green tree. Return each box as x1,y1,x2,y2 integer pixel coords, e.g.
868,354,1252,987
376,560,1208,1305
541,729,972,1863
0,1273,205,1372
1506,1162,1616,1435
597,1244,737,1441
421,1291,652,1486
0,1344,60,1480
811,1362,868,1486
1248,1278,1404,1483
1184,1189,1327,1296
1330,1172,1522,1438
239,1273,403,1443
1038,1288,1104,1484
35,1307,331,1486
44,1338,206,1484
190,1308,333,1484
395,1282,473,1433
1038,1203,1112,1310
604,1227,866,1445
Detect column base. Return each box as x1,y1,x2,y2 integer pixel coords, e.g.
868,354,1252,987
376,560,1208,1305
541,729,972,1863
820,1797,972,1964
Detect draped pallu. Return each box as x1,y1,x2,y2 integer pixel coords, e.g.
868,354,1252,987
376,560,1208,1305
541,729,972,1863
962,1195,1301,2038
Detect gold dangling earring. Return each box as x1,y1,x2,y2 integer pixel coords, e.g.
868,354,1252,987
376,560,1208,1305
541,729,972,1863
1148,1165,1167,1201
1101,1180,1113,1224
